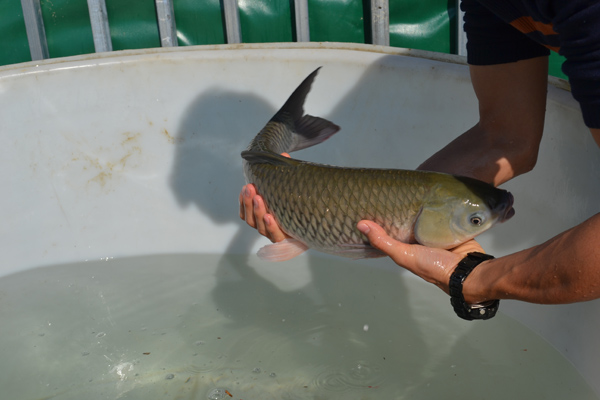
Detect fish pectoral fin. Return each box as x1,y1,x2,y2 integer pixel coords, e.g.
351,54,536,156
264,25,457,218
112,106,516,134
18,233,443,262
257,239,309,262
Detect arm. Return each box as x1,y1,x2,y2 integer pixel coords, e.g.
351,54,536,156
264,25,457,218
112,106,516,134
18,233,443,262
419,57,549,185
358,213,600,304
592,128,600,148
466,213,600,304
357,59,600,306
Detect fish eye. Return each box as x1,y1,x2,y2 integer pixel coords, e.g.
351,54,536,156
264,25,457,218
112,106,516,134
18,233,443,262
469,214,484,226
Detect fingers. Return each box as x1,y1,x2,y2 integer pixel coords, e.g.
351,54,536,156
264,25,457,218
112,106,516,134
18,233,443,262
239,152,291,241
239,184,289,243
240,184,268,235
239,184,258,228
251,193,269,236
263,214,288,242
357,220,464,293
357,220,413,263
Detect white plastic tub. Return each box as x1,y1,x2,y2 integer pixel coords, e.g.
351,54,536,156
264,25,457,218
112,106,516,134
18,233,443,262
1,43,599,398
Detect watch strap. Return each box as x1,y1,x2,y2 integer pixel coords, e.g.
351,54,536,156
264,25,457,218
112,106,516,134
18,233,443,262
449,252,499,321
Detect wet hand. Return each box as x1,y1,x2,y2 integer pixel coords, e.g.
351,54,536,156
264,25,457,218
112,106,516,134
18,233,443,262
239,184,290,243
357,220,485,294
239,153,291,243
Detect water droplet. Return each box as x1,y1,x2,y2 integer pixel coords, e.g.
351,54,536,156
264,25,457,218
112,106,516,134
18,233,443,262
363,324,369,332
96,332,106,338
165,374,175,380
206,388,227,399
252,367,261,374
312,361,384,392
195,340,206,346
269,372,277,378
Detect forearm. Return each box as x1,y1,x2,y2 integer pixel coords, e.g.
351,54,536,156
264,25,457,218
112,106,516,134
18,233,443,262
591,128,600,148
418,58,548,186
417,122,538,186
465,213,600,304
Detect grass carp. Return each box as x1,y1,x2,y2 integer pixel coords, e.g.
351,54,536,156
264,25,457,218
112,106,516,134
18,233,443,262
242,68,514,261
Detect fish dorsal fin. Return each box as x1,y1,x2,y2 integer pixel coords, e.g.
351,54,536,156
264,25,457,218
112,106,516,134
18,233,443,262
241,151,302,167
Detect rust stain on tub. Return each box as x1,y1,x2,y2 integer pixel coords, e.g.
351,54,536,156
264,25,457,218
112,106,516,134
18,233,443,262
161,128,183,144
85,132,143,189
121,131,141,145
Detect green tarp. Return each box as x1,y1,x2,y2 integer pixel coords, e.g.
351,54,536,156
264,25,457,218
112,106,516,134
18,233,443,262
0,0,566,78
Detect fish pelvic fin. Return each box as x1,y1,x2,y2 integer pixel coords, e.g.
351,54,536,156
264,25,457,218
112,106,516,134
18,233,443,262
257,239,309,262
247,67,340,155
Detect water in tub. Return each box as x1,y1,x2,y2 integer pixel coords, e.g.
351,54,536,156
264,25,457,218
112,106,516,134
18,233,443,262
0,254,597,399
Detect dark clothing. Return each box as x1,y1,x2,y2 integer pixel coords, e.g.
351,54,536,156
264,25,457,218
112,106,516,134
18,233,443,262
461,0,600,128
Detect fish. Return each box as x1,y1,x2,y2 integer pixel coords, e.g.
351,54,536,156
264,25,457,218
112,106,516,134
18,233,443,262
242,67,515,261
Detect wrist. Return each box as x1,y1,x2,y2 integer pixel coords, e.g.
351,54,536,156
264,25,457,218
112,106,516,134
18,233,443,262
460,257,495,304
449,252,500,320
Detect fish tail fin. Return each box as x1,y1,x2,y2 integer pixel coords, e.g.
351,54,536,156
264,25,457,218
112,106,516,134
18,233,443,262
247,67,340,154
289,114,340,152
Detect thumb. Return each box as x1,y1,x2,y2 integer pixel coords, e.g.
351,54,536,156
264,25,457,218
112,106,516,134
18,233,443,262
357,220,460,292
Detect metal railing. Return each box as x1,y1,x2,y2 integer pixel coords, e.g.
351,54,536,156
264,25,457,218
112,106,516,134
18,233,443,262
20,0,465,62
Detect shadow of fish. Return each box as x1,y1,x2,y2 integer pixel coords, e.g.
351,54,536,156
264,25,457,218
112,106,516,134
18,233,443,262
242,68,514,261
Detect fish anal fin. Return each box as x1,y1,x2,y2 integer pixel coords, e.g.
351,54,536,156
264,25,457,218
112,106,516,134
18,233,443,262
257,239,309,262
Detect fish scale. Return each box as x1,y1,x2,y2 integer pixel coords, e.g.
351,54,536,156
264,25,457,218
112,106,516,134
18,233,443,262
248,161,437,257
242,68,514,261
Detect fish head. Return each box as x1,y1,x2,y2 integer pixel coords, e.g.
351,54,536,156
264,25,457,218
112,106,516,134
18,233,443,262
414,176,515,249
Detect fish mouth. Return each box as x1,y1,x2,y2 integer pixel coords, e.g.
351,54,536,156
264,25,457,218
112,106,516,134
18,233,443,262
497,191,515,223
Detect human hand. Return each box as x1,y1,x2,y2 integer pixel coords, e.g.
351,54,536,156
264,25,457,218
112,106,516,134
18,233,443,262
239,153,291,243
239,184,290,243
357,220,485,296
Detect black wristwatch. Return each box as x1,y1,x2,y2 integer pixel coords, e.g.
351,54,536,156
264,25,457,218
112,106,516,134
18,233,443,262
449,252,500,321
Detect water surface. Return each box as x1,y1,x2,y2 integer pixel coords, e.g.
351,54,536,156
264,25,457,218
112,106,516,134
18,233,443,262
0,254,596,399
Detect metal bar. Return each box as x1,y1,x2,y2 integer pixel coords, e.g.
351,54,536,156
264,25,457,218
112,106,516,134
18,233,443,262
222,0,242,44
87,0,113,52
156,0,178,47
371,0,389,46
20,0,49,60
294,0,310,42
457,0,467,56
